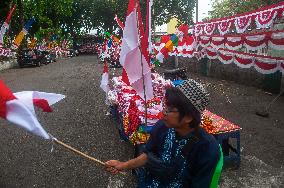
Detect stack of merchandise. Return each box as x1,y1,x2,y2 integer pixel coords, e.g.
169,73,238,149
108,73,171,145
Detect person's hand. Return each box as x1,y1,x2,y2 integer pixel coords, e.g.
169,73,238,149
105,160,126,174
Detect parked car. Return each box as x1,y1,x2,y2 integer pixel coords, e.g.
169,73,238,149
17,49,42,67
41,51,56,64
67,49,79,57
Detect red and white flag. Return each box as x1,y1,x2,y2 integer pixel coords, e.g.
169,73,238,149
0,4,17,45
0,80,65,139
100,61,109,93
119,0,154,101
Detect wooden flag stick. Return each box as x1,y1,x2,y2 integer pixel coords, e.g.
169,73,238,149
54,138,126,175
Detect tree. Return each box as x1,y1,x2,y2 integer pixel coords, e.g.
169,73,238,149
153,0,196,26
1,0,197,40
209,0,283,19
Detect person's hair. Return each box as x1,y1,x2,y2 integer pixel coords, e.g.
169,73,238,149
165,87,201,128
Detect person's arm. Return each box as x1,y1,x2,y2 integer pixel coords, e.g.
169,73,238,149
106,121,165,174
105,153,148,174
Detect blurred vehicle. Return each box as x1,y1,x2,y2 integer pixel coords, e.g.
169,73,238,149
17,49,42,67
41,51,56,64
67,49,79,57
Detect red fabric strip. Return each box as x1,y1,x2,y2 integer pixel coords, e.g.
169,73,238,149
235,56,253,65
0,80,16,119
219,52,233,61
33,99,53,112
255,60,277,70
245,38,267,47
226,39,243,47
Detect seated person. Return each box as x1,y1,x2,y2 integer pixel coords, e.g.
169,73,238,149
106,79,221,188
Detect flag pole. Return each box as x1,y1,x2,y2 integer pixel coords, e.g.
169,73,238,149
53,138,126,175
135,1,148,127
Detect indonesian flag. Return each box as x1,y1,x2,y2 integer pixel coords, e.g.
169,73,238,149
0,80,65,139
119,0,154,101
100,61,109,93
0,4,17,45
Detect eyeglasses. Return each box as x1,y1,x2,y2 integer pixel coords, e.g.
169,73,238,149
163,107,179,116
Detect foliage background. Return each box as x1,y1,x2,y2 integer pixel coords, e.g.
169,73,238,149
0,0,196,40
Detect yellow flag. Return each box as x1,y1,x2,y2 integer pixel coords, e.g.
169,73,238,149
167,18,179,35
13,30,26,47
165,40,174,51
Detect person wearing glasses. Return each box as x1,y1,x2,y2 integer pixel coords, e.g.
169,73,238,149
106,79,220,188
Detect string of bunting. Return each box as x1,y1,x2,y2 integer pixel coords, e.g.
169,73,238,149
196,47,284,74
194,1,284,36
197,30,284,51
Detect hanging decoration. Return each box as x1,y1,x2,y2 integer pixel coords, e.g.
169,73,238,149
198,47,284,75
269,30,284,50
205,47,218,59
194,2,284,36
218,49,234,64
255,9,278,29
211,36,225,49
204,23,216,35
225,36,242,50
234,15,252,33
234,53,254,68
196,30,284,51
217,20,233,35
244,34,267,51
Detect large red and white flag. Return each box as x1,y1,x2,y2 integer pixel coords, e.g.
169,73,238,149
100,61,109,93
0,80,65,139
119,0,153,101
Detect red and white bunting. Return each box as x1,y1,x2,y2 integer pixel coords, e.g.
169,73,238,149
195,25,204,36
197,30,284,52
199,35,211,47
234,53,254,68
235,15,252,33
218,49,234,64
204,23,216,35
211,36,225,49
244,34,267,51
255,9,278,29
218,20,233,35
254,57,279,74
216,48,283,74
206,47,218,59
194,2,284,35
269,31,284,50
225,36,243,50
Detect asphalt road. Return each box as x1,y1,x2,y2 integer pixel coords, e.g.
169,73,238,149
0,55,283,187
